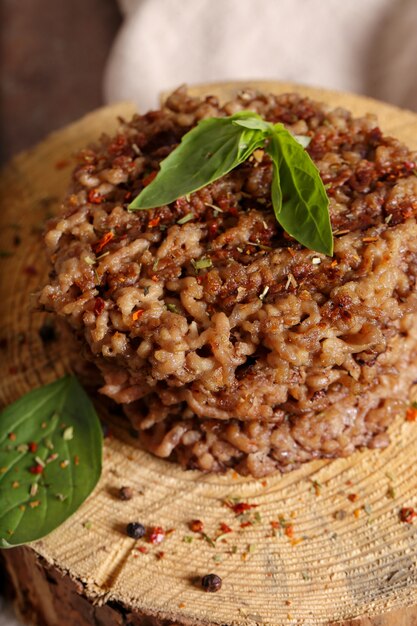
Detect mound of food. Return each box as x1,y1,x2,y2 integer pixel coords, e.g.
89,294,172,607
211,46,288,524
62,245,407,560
40,87,417,477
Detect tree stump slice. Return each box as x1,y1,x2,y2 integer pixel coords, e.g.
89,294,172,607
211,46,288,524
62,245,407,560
1,82,417,626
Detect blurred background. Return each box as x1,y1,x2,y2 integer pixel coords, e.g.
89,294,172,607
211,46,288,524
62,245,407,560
1,0,121,164
2,0,417,165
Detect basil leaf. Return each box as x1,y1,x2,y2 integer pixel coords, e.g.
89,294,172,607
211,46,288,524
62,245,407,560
0,376,102,548
232,115,271,132
266,125,333,256
128,112,265,210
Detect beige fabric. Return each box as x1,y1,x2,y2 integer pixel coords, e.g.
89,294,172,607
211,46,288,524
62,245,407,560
104,0,417,112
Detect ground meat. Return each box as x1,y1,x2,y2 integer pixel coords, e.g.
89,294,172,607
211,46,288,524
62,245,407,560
40,86,417,477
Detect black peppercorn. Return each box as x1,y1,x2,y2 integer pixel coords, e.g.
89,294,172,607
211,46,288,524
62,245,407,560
119,486,134,501
201,573,222,592
126,522,146,539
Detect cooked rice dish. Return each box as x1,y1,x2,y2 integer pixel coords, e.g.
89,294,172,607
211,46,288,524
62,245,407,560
40,87,417,477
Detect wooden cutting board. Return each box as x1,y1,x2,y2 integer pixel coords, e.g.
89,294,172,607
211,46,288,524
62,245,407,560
1,82,417,626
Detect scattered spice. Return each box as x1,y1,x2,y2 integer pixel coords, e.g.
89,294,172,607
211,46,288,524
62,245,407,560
29,500,41,509
87,189,104,204
218,522,232,534
83,520,93,530
405,403,417,421
156,550,165,560
166,303,179,313
225,500,258,515
201,574,222,593
202,533,216,548
132,309,145,322
93,231,114,254
94,298,105,316
30,484,39,497
8,432,16,441
189,519,204,533
309,480,322,496
60,460,69,469
148,216,161,228
183,535,193,544
259,286,269,300
126,522,146,539
399,507,417,524
28,442,38,453
119,486,134,501
347,493,359,503
177,212,195,225
191,257,213,271
29,464,44,475
136,546,148,554
11,481,19,489
148,526,165,544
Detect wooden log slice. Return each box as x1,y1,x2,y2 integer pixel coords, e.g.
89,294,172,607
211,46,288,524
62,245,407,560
2,82,417,626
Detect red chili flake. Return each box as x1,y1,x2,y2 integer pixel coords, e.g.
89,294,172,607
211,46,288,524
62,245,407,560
148,216,161,229
94,297,105,316
284,524,294,539
156,551,165,560
124,191,132,201
108,134,128,155
93,231,114,254
189,519,204,533
137,546,148,554
87,189,105,204
226,501,258,515
29,500,41,509
74,455,80,466
261,480,267,488
399,507,417,523
132,309,145,322
28,442,38,453
240,521,253,529
406,407,417,422
208,222,219,238
142,171,157,187
29,464,43,475
55,159,70,170
219,522,232,534
148,526,165,544
8,432,16,441
270,521,280,530
348,493,359,503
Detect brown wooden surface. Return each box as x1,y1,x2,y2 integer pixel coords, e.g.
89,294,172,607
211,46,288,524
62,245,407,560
1,82,417,626
0,0,121,164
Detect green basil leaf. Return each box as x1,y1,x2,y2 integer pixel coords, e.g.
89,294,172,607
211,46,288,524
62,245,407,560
0,375,103,548
266,125,333,256
232,115,271,132
128,112,265,210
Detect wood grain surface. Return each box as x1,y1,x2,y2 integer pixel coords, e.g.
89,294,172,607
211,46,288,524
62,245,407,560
1,82,417,626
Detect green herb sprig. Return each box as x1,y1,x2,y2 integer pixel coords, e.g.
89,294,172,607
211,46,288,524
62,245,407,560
0,376,102,548
129,111,333,255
